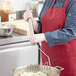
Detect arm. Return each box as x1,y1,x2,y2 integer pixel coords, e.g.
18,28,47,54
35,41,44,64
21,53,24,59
44,1,76,46
36,20,42,33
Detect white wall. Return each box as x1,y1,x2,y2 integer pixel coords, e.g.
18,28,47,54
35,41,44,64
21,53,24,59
10,0,38,11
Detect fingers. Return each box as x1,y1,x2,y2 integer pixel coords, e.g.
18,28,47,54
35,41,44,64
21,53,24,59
23,10,33,21
29,34,47,44
29,35,36,44
29,34,40,44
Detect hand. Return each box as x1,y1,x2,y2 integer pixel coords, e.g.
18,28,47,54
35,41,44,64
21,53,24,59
23,10,38,32
29,33,47,44
23,10,33,21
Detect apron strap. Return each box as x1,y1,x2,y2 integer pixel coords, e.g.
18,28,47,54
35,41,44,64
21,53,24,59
63,0,69,9
50,0,56,9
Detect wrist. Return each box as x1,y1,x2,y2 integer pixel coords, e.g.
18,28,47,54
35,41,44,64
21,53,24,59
32,19,38,32
41,33,47,42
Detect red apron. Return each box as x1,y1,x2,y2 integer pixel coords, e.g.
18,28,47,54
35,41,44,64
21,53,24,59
41,0,76,76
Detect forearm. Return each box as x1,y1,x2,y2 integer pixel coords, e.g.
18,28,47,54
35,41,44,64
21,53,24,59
32,19,39,32
44,28,76,46
32,19,42,33
44,1,76,46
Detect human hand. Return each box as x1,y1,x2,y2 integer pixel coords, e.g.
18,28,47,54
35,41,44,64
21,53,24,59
23,10,38,32
23,10,33,21
29,33,47,44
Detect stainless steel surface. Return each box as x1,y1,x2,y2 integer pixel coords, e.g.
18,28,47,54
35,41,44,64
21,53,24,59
16,11,25,20
28,18,34,35
0,23,15,36
38,46,51,66
0,34,39,76
12,65,64,76
0,42,38,76
0,35,29,46
12,43,64,76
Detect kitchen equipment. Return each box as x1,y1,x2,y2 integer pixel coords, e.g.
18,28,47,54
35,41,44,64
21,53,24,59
12,46,64,76
28,18,34,35
24,2,34,35
0,23,15,36
0,35,39,76
12,65,63,76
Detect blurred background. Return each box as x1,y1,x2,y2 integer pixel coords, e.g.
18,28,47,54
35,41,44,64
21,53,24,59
0,0,44,21
14,0,44,19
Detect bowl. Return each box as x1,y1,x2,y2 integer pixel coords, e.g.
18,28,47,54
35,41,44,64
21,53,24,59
0,23,15,36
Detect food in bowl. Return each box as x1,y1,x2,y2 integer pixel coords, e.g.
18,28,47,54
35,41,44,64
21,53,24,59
0,23,15,36
0,25,9,29
13,71,47,76
0,24,12,29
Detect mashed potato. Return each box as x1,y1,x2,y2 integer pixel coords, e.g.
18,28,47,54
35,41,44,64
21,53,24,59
20,72,47,76
0,26,7,29
0,25,11,29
